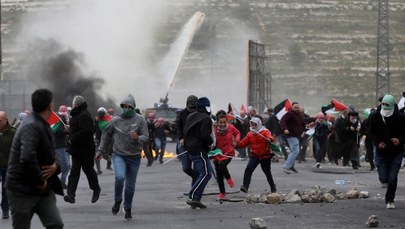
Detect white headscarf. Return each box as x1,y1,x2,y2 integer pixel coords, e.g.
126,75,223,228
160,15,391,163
250,117,264,134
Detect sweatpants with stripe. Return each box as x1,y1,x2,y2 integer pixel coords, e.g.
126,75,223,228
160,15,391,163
188,152,212,201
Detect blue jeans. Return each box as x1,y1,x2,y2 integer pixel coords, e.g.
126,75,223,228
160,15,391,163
7,190,63,229
112,153,141,209
0,166,9,215
284,137,300,169
55,147,70,183
189,152,212,201
374,151,403,203
177,144,196,185
154,137,167,160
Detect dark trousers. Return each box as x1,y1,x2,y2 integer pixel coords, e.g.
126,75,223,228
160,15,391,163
67,153,100,197
334,140,352,166
177,144,197,186
365,136,376,169
188,152,212,201
298,135,309,161
374,151,403,203
214,159,232,194
243,156,276,190
7,190,63,229
0,166,9,215
277,135,289,160
142,143,154,164
313,137,327,163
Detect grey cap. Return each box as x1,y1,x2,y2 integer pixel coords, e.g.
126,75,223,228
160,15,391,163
73,95,85,107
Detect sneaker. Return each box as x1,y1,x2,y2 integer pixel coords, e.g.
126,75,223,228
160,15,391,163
112,200,122,215
381,183,388,188
2,212,9,220
97,170,103,175
386,202,395,209
282,168,291,174
186,199,207,209
227,178,235,188
240,186,248,193
271,186,277,193
316,162,321,169
63,195,75,204
218,193,226,200
123,208,132,220
290,167,298,173
91,189,101,203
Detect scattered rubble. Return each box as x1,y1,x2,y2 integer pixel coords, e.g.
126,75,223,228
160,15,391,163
249,217,267,229
365,215,379,228
244,186,369,204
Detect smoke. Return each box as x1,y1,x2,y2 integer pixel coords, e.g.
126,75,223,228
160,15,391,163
16,0,168,112
24,38,116,113
14,0,260,113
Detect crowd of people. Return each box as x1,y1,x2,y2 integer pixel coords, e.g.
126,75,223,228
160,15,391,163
0,89,405,228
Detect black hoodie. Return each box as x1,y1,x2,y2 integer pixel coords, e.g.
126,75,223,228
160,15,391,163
69,102,95,155
369,104,405,155
183,108,213,154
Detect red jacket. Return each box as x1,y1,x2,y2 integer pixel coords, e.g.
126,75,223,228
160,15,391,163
214,124,241,158
237,128,275,160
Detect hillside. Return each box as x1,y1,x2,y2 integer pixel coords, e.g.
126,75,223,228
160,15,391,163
1,0,405,113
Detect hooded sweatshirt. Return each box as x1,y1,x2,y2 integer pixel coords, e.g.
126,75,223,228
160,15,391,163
98,94,149,157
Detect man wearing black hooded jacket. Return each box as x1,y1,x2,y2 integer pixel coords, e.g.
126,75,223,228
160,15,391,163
369,94,405,209
64,95,101,204
183,97,213,208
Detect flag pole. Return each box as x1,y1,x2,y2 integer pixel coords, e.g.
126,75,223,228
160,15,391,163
163,151,188,164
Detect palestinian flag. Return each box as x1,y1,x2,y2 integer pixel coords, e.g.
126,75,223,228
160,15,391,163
274,99,292,120
227,102,239,121
48,111,63,134
227,102,239,116
321,98,348,114
98,115,112,131
240,105,247,113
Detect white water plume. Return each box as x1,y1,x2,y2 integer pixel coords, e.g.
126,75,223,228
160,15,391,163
159,11,205,101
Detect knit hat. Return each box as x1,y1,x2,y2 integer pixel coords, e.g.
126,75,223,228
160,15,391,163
196,97,211,113
186,95,198,109
381,94,396,111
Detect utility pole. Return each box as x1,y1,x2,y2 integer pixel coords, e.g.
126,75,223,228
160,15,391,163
375,0,390,104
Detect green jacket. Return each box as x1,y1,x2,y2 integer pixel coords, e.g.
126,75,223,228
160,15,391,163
0,123,17,167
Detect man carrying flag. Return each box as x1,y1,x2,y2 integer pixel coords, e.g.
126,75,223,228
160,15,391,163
94,107,113,174
51,105,70,189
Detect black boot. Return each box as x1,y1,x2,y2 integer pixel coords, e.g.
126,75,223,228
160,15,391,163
112,200,122,215
124,208,132,220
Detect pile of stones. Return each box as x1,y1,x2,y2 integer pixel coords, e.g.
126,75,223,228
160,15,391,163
245,185,369,204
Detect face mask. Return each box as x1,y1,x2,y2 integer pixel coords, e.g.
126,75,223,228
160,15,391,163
380,109,393,118
121,108,135,118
